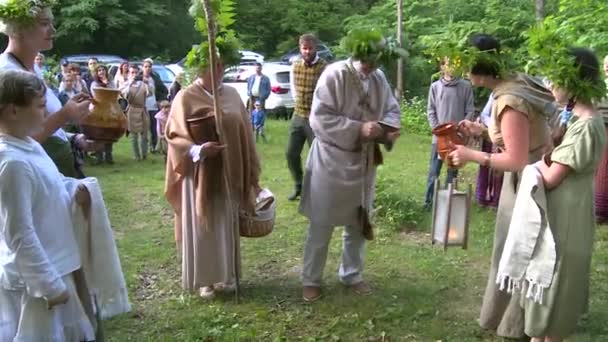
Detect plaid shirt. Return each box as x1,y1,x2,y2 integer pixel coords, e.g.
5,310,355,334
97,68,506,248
292,58,327,118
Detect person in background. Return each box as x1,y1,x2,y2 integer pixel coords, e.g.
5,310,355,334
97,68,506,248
423,56,475,208
251,99,267,142
155,100,170,159
91,64,116,165
55,58,70,84
61,63,89,95
594,55,608,223
169,71,183,101
246,62,271,111
142,58,159,153
286,33,328,201
475,94,503,208
57,74,81,133
57,73,79,105
121,64,149,161
90,64,115,89
82,57,98,92
114,61,130,89
33,52,47,79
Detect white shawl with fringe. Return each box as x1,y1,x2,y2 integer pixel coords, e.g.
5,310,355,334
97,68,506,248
496,165,556,304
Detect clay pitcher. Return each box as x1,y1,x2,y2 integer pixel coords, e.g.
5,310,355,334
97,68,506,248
80,87,127,142
432,122,465,167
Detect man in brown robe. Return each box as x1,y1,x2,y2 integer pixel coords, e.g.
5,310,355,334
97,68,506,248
164,62,261,299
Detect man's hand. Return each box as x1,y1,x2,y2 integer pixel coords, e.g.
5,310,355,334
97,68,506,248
458,120,484,137
46,289,70,310
360,122,383,141
63,94,91,122
200,142,226,159
74,134,105,152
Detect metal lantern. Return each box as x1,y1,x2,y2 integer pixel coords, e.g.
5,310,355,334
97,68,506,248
430,179,471,251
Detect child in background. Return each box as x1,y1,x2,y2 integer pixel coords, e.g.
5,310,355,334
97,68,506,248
251,100,267,142
155,100,171,160
0,69,96,340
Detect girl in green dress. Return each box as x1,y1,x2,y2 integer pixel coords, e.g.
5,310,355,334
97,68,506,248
528,48,606,342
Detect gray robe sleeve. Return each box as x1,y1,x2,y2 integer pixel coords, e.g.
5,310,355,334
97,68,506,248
427,83,439,129
378,70,401,128
310,68,363,151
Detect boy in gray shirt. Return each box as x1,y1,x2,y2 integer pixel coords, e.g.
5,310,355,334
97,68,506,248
424,58,475,207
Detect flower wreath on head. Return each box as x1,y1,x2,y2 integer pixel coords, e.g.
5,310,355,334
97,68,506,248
0,0,57,24
185,0,241,75
341,28,408,68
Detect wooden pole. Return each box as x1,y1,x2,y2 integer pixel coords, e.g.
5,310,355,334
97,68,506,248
200,0,241,303
395,0,403,101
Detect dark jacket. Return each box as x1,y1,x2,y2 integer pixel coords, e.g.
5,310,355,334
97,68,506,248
138,70,168,101
169,82,181,101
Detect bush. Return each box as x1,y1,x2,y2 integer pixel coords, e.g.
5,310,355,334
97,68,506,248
374,173,424,232
400,96,430,135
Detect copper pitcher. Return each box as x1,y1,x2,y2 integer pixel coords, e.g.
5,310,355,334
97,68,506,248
432,122,465,167
80,87,127,142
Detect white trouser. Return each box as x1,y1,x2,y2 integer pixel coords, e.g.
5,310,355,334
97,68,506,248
302,221,366,287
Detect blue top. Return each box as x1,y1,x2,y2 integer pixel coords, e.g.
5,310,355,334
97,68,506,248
247,74,271,101
251,109,266,127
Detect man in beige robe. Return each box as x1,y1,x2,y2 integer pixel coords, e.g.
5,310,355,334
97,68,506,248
299,40,402,302
164,64,261,300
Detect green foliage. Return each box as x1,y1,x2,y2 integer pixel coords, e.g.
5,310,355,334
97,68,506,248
51,0,197,60
400,96,430,135
341,28,407,68
186,0,241,72
0,0,57,24
526,21,606,103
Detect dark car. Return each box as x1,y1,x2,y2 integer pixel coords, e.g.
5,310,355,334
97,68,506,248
280,44,334,65
62,54,127,67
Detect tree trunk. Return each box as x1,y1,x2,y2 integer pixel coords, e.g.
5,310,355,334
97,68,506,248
535,0,545,20
395,0,404,101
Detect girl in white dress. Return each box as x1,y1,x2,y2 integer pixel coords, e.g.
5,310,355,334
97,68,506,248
0,69,96,341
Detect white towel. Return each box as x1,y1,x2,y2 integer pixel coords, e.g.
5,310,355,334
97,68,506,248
496,165,557,304
67,178,131,319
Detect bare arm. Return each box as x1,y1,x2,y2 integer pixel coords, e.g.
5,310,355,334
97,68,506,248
450,108,530,172
536,160,571,190
31,108,70,142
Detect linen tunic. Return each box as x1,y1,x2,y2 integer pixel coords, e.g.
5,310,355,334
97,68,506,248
523,115,606,337
298,59,401,226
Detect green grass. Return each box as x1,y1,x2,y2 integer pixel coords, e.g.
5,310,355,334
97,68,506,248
85,120,608,341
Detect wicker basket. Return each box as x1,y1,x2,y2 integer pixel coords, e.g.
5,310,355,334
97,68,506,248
239,191,276,238
239,212,275,238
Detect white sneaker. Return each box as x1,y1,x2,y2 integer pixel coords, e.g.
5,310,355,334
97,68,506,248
199,286,215,300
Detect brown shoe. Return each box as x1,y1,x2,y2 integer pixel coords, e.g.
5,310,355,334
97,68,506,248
302,286,322,303
349,281,373,296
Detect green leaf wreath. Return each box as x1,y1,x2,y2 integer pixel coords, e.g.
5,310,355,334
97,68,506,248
186,0,241,73
341,28,408,67
421,28,512,80
0,0,57,24
526,20,606,103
